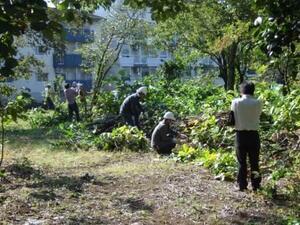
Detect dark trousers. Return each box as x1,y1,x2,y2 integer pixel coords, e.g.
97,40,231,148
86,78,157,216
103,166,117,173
235,130,261,189
155,143,176,155
46,97,55,110
68,102,80,121
122,114,140,128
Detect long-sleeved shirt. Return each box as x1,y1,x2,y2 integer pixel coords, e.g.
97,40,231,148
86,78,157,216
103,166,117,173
231,95,262,131
119,93,143,117
64,88,77,105
151,121,178,148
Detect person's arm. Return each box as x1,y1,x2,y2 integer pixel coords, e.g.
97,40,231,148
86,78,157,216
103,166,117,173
160,126,175,142
227,100,236,126
63,90,67,99
130,96,142,117
258,100,263,116
230,100,235,112
171,129,187,139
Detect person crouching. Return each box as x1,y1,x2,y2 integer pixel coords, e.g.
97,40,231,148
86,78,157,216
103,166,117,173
151,112,187,155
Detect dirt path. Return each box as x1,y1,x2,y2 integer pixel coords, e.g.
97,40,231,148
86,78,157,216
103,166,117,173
0,152,297,225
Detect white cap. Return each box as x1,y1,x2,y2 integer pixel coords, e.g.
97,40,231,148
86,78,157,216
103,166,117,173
136,86,147,95
163,112,176,121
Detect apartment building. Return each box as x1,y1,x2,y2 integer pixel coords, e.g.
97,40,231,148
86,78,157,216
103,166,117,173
8,6,170,102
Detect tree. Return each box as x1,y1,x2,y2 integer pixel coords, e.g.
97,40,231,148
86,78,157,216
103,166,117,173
251,0,300,93
152,0,257,90
253,0,300,57
78,4,150,110
0,0,117,168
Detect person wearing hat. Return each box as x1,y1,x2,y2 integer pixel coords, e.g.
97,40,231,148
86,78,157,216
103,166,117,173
119,86,147,128
151,112,187,155
71,81,78,89
44,84,55,110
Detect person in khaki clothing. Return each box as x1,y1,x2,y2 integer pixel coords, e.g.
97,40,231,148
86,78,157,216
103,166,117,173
231,82,262,191
151,112,187,155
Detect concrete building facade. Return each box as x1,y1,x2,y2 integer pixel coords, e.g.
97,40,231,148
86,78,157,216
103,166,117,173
8,7,170,102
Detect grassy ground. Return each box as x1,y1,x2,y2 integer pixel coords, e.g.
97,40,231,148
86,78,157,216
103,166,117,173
0,124,299,225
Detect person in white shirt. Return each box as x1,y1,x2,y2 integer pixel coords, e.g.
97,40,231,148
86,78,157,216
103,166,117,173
231,82,262,191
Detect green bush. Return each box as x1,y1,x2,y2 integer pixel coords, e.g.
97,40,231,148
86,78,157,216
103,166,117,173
28,103,68,128
94,125,149,152
176,144,202,162
176,145,237,180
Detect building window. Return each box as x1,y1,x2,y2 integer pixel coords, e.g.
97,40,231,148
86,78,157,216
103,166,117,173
55,54,64,65
121,47,130,57
141,67,149,77
131,45,139,56
160,51,168,58
132,67,140,76
65,68,76,80
149,67,157,74
36,73,48,81
36,46,49,55
141,47,148,56
149,49,158,58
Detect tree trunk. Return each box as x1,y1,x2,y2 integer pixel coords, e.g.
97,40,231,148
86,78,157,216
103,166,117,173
214,53,228,90
226,42,238,90
0,112,4,167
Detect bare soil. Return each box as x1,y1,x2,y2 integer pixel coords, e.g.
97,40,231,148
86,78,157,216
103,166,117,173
1,151,297,225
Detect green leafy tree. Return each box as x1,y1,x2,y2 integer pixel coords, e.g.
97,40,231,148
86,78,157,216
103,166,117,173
0,0,118,167
78,4,150,110
252,0,300,93
253,0,300,57
152,0,257,90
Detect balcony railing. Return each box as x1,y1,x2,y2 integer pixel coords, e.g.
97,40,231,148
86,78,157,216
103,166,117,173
53,54,82,68
133,56,147,65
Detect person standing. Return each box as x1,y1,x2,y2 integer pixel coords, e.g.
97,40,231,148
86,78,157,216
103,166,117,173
64,83,80,121
151,112,187,155
231,82,262,191
78,83,88,115
119,86,147,128
44,84,55,110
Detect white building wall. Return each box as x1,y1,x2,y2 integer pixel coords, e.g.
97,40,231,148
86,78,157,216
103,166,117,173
9,46,56,102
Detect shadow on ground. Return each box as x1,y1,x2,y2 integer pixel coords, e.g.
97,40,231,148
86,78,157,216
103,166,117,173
27,173,103,193
6,127,60,148
122,197,154,212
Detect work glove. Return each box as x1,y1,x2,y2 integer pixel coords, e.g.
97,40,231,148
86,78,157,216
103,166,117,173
179,134,188,139
172,137,177,144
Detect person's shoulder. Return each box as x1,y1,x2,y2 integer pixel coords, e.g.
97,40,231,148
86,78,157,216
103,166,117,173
232,97,242,104
255,98,262,106
127,93,135,98
132,93,139,98
155,121,164,128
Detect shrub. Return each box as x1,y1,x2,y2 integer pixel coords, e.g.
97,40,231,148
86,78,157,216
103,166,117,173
94,125,149,152
176,145,237,181
28,103,68,128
